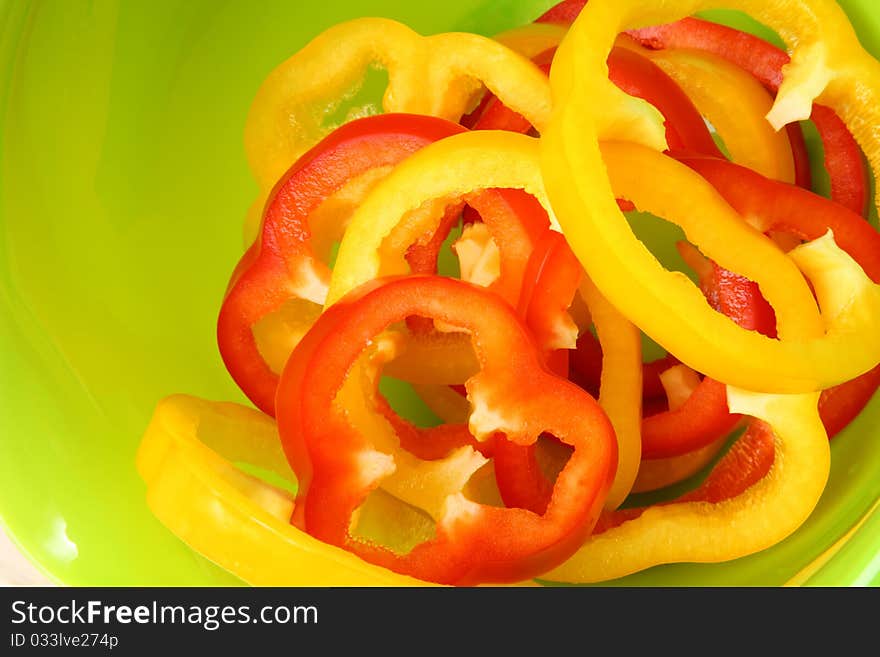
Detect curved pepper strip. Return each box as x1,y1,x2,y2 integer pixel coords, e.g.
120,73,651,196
542,0,880,387
497,232,642,511
515,230,582,371
542,122,880,392
219,113,477,414
628,15,869,215
244,17,551,229
136,394,429,586
276,275,617,585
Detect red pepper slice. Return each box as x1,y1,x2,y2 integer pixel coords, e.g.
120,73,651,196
218,113,468,415
275,275,617,585
493,231,583,513
515,230,582,375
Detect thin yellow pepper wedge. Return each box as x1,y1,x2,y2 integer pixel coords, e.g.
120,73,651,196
136,394,430,586
579,277,643,510
542,0,880,393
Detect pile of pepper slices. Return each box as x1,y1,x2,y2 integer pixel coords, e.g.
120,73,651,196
137,0,880,586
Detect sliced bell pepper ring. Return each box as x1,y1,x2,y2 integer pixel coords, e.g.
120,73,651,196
324,130,642,511
244,17,551,237
679,154,880,437
543,0,880,394
136,394,429,586
542,240,853,580
218,113,474,415
496,232,643,511
543,398,804,583
542,134,880,392
275,275,617,585
540,1,866,210
628,15,869,215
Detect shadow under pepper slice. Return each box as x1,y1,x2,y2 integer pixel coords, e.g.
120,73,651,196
275,275,617,586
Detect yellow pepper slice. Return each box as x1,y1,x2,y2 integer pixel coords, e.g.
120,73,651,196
136,394,429,586
542,0,880,393
242,17,552,243
544,229,858,582
579,278,643,509
544,388,828,582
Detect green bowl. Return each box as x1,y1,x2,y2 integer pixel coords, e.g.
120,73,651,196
1,0,879,586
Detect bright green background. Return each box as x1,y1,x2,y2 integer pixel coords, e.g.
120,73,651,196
1,0,878,586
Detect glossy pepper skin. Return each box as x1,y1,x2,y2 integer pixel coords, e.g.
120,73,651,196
275,275,618,586
218,113,469,415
